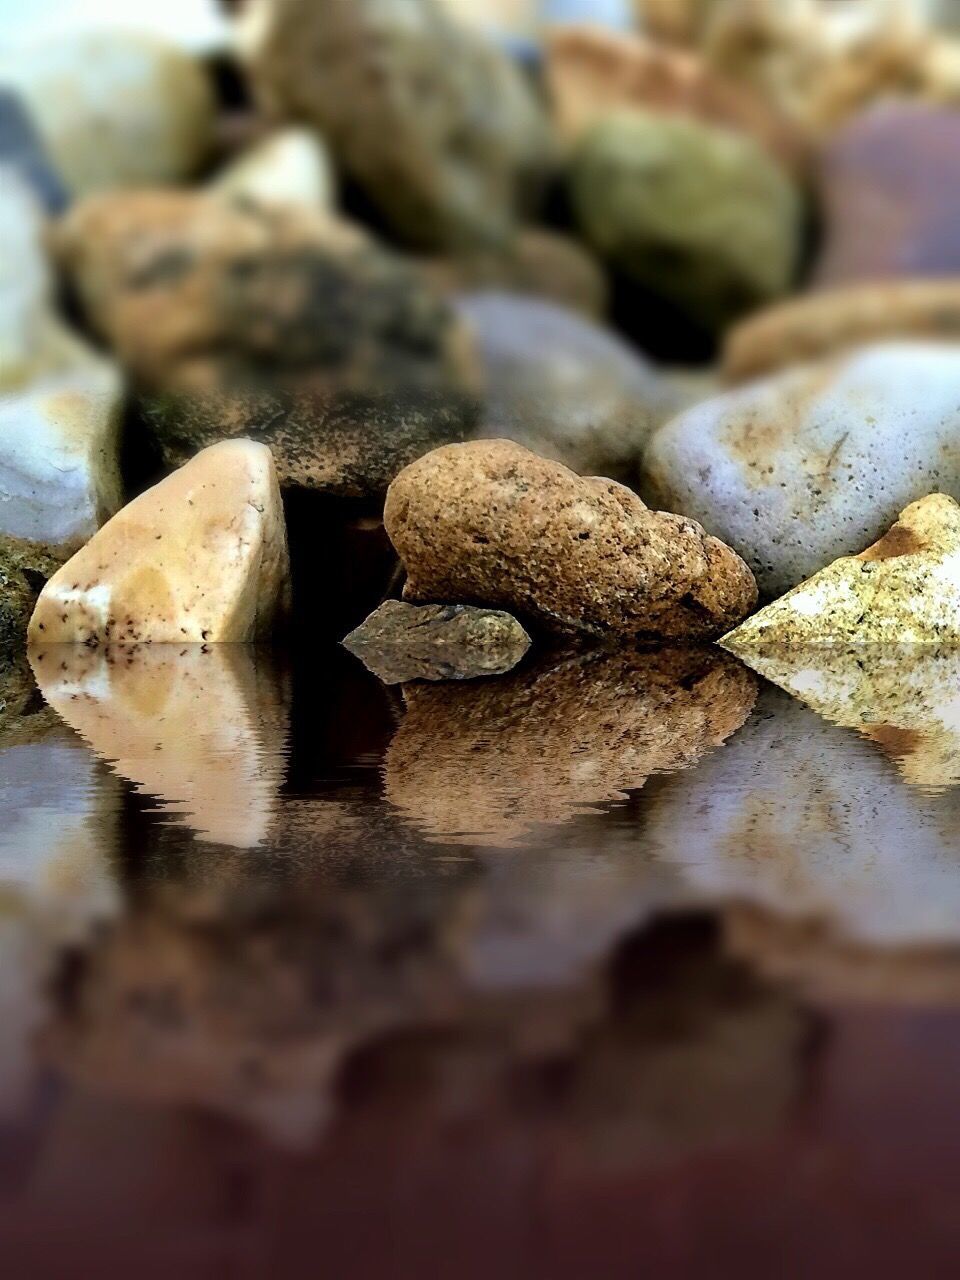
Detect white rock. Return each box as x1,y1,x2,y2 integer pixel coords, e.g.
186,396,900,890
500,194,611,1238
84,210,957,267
211,128,336,212
28,439,291,644
644,342,960,597
0,31,216,196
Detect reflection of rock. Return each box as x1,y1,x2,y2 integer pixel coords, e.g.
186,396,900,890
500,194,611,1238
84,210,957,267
31,645,290,849
646,685,960,949
385,646,757,845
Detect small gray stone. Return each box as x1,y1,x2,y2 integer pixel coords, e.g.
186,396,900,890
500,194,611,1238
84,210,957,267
343,600,531,684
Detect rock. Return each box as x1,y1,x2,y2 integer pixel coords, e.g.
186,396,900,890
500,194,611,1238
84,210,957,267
723,280,960,381
546,25,805,173
0,89,67,213
28,439,291,645
30,645,290,848
0,535,64,653
384,439,757,641
453,293,687,481
421,229,608,318
723,494,960,650
643,342,960,598
210,127,336,212
56,191,480,497
246,0,554,251
343,600,531,685
385,646,756,845
0,32,215,196
815,103,960,285
0,167,53,378
570,110,802,333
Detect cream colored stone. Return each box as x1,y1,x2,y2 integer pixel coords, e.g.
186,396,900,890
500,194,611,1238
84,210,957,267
28,439,291,645
210,127,336,212
723,493,960,648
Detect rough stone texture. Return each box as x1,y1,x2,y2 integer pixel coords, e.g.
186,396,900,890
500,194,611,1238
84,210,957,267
384,439,757,641
246,0,554,251
0,89,68,214
343,600,531,684
56,191,480,498
814,103,960,285
570,110,801,332
546,25,805,172
28,439,291,645
386,646,757,845
0,32,215,196
454,292,690,481
420,229,608,318
643,341,960,599
0,536,65,654
723,280,960,381
723,494,960,650
210,127,336,212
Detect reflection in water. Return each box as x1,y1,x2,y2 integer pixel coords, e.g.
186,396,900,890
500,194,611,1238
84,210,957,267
727,642,960,789
30,645,290,847
385,647,758,845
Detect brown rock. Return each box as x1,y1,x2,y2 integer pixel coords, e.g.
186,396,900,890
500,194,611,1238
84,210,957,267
55,191,480,497
547,25,806,174
723,280,960,381
384,440,758,641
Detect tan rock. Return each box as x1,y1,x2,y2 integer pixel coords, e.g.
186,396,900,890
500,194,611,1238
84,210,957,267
28,439,290,645
723,280,960,381
722,493,960,649
546,25,805,173
385,440,757,641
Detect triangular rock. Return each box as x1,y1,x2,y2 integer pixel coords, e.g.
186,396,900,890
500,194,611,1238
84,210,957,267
723,494,960,649
28,439,290,644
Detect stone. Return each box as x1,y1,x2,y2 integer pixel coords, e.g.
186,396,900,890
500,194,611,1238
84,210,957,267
28,439,291,645
453,293,688,481
421,229,608,318
343,600,531,684
56,191,480,498
0,535,64,654
0,166,53,380
723,494,960,650
0,89,67,213
246,0,554,251
386,646,756,845
0,31,216,196
643,341,960,599
723,280,960,381
569,110,802,333
210,127,336,212
814,103,960,285
384,439,757,641
546,25,805,173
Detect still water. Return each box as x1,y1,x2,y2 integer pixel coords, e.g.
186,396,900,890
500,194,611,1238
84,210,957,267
2,641,960,1277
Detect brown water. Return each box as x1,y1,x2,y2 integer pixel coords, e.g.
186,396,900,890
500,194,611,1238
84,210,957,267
2,641,960,1278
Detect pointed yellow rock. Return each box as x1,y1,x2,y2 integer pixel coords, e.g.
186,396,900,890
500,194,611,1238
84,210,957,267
28,439,290,644
723,493,960,649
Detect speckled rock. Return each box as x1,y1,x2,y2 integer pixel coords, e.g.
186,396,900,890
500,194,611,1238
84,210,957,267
570,110,802,332
55,191,479,497
420,229,608,318
384,439,757,641
453,293,690,481
0,32,215,196
246,0,553,250
0,536,65,653
385,646,757,845
344,600,530,684
723,494,960,650
210,127,336,212
643,342,960,598
546,25,805,172
723,280,960,381
28,439,290,645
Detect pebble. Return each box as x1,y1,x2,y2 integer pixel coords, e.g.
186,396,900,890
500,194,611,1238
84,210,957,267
28,439,291,645
570,110,802,332
0,31,216,196
343,600,531,685
453,292,689,481
210,127,336,213
384,439,757,641
247,0,553,250
643,341,960,598
55,190,480,498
